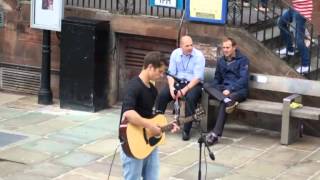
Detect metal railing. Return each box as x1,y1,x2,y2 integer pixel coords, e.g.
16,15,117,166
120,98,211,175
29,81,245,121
227,0,319,79
65,0,320,79
65,0,184,18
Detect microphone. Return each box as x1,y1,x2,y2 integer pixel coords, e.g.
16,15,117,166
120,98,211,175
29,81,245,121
207,147,215,160
202,135,215,160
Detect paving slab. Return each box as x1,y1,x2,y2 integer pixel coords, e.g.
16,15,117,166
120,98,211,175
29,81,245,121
4,96,43,110
64,162,122,180
158,134,193,154
23,162,72,178
17,118,79,136
275,172,309,180
235,129,279,150
83,113,120,134
213,145,263,168
0,131,27,147
305,149,320,162
54,173,95,180
0,107,27,120
234,159,288,179
174,162,232,179
0,147,50,164
2,173,51,180
220,173,265,180
0,92,25,105
283,160,320,177
159,163,185,179
0,161,28,177
288,135,320,151
48,125,110,145
311,173,320,180
80,138,119,156
161,146,199,166
0,112,57,130
257,145,311,166
21,139,79,156
53,151,102,168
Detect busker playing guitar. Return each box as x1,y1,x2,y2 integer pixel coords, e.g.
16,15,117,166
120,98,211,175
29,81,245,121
118,51,180,180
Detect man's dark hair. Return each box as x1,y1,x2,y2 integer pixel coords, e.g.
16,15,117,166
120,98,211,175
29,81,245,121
222,37,237,47
143,51,168,69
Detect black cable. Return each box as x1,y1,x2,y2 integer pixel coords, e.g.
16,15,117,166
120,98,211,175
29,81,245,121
107,144,120,180
203,141,208,180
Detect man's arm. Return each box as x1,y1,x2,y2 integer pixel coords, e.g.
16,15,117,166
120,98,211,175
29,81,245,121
122,110,161,136
230,57,249,92
167,76,176,99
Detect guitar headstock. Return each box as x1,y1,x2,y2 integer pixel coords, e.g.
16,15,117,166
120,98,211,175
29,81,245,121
194,106,205,121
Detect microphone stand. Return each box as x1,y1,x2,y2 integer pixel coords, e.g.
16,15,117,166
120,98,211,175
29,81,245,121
198,130,215,180
166,72,215,180
167,72,215,180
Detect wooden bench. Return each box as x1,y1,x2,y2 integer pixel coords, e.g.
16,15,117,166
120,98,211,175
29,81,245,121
201,68,320,145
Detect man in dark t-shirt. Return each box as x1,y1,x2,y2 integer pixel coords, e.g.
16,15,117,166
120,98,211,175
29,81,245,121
119,51,179,180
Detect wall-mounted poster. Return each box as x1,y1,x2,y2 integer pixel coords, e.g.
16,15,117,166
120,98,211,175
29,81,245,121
30,0,64,31
149,0,183,9
186,0,227,24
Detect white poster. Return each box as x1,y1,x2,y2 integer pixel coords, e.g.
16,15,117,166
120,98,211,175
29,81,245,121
30,0,64,31
155,0,176,8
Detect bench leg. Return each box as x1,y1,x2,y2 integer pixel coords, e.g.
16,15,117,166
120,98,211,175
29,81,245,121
281,118,300,145
281,100,299,145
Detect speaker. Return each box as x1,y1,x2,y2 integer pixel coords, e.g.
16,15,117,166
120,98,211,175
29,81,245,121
60,17,109,112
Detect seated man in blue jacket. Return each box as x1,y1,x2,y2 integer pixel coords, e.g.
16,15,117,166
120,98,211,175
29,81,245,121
204,37,249,146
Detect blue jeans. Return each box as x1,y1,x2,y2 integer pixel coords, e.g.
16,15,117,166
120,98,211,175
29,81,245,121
120,147,159,180
278,8,310,66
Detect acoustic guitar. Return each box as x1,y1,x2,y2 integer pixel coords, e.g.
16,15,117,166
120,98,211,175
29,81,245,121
119,108,204,159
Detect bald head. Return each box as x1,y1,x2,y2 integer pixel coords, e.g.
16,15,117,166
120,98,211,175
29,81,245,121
180,35,193,55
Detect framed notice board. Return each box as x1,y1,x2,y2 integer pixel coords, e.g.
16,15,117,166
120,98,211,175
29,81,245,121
186,0,227,24
30,0,64,31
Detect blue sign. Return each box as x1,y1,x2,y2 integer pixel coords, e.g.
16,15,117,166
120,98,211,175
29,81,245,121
149,0,183,9
186,0,227,24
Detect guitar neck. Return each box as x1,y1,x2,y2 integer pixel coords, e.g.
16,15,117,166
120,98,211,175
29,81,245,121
160,115,194,132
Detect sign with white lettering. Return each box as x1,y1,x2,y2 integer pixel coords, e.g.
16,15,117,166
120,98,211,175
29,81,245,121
149,0,183,9
155,0,176,8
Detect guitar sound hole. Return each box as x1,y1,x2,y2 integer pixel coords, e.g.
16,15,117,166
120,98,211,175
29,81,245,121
149,136,161,146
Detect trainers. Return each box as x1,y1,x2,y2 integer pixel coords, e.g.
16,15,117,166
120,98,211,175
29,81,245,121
276,48,295,56
296,66,310,74
255,6,269,12
206,132,218,146
225,101,239,114
242,0,250,7
182,131,190,141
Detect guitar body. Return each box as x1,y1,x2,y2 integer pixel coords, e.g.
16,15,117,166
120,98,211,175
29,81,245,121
120,114,167,159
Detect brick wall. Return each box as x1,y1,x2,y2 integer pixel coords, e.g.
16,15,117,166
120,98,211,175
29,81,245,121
313,0,320,35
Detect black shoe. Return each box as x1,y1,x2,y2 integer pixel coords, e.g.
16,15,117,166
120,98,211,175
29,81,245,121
225,101,239,114
182,131,190,141
206,132,218,146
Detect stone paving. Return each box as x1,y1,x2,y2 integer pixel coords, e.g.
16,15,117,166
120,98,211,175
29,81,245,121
1,92,320,180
